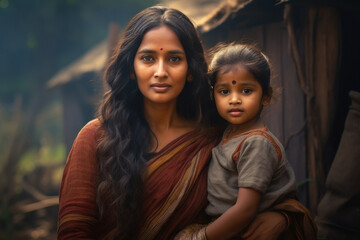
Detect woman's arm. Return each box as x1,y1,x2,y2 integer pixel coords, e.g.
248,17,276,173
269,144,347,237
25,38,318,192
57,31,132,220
241,211,287,240
57,121,100,240
205,187,261,240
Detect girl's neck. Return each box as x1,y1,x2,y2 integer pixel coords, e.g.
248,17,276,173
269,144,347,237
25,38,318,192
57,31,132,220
225,120,264,139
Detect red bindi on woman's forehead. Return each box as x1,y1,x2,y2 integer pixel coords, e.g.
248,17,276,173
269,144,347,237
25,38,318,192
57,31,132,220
160,48,163,51
232,80,236,85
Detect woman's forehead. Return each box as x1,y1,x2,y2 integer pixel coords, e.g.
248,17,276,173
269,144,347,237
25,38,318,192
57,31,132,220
137,25,184,52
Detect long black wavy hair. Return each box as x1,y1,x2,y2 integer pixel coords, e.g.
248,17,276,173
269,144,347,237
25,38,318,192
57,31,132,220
96,6,208,240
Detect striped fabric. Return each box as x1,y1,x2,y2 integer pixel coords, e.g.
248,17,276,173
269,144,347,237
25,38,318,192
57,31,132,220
57,119,316,239
57,119,217,240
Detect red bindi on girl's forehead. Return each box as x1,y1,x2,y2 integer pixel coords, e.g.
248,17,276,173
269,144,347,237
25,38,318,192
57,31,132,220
232,80,236,85
160,48,163,51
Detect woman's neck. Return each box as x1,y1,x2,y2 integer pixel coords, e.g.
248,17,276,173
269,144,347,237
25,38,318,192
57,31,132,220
143,100,179,133
143,100,196,152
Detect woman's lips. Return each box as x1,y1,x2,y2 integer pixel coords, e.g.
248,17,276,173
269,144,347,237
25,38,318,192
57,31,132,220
150,83,171,92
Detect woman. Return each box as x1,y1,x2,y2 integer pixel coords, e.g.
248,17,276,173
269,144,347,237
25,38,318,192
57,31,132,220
57,6,316,240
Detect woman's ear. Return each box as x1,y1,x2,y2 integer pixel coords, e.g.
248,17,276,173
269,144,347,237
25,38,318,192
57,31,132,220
262,87,273,106
187,73,193,82
130,73,136,80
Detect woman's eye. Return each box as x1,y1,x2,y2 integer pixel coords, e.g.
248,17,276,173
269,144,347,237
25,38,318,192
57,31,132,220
169,56,180,62
219,89,230,95
141,55,154,62
242,89,252,94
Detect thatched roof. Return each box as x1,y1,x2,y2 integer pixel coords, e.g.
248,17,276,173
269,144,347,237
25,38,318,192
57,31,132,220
46,40,107,88
161,0,225,24
46,0,275,88
163,0,254,32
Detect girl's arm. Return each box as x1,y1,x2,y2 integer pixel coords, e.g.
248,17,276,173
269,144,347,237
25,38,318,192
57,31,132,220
205,187,261,240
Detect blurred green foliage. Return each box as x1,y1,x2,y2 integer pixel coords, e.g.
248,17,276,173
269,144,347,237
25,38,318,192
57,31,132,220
0,0,159,105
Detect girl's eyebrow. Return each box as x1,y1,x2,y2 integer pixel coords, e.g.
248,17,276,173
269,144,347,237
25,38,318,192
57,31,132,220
215,81,258,87
214,83,230,88
240,82,258,87
137,49,185,55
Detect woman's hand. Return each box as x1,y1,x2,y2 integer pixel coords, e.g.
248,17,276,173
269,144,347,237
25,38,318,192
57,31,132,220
174,224,207,240
241,211,287,240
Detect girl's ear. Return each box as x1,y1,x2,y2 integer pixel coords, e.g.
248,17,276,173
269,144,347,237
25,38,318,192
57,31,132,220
262,87,273,106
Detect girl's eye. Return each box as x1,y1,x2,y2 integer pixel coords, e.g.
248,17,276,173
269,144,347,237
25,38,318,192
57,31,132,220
169,56,180,62
219,89,230,95
242,89,252,94
141,55,154,62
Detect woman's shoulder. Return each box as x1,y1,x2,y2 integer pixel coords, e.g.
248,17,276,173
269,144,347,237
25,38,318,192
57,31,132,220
82,118,101,131
75,118,103,142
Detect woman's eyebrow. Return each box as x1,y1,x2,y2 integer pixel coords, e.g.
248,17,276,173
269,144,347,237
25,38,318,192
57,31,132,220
137,49,156,54
137,49,185,55
168,50,185,55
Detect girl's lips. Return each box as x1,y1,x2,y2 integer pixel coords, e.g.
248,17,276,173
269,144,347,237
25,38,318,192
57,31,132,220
150,83,171,92
228,109,244,117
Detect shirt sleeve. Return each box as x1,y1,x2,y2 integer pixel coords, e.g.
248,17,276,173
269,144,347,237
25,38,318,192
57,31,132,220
236,135,279,193
57,120,100,240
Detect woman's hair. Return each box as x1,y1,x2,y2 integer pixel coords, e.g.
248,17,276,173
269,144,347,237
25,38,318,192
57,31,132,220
96,6,208,239
209,42,271,96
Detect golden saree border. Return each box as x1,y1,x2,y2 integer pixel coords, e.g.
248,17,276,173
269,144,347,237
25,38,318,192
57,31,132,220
146,133,202,177
138,149,202,240
273,198,318,240
57,213,97,232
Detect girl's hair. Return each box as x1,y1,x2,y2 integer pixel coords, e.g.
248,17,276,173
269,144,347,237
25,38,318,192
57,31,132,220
96,5,208,240
209,42,271,96
204,42,272,126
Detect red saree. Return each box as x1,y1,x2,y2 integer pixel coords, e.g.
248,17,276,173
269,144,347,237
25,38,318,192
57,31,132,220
57,119,217,240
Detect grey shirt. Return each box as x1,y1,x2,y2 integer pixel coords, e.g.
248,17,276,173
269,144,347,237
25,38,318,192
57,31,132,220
206,128,297,216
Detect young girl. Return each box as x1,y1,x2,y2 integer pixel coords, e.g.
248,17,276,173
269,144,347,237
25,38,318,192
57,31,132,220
205,43,298,239
175,43,303,240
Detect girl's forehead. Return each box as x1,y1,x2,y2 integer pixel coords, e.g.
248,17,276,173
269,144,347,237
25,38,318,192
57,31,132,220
215,64,258,85
218,63,246,74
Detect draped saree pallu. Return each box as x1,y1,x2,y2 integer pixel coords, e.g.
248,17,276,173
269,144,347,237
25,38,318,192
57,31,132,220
102,130,217,240
137,131,216,240
57,119,217,240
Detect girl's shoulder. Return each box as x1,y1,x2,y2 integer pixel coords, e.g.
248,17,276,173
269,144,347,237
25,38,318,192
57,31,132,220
230,127,284,163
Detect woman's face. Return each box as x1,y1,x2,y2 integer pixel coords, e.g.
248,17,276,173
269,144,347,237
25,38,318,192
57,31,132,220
134,25,188,106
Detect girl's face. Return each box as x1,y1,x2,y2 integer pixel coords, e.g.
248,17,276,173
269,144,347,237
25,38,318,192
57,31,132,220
134,25,188,106
214,63,268,131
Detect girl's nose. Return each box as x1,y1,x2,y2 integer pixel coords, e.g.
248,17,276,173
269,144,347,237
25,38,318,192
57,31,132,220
229,95,241,105
154,60,168,78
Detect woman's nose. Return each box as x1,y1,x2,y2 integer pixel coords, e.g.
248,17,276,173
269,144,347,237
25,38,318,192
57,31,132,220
154,60,168,78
